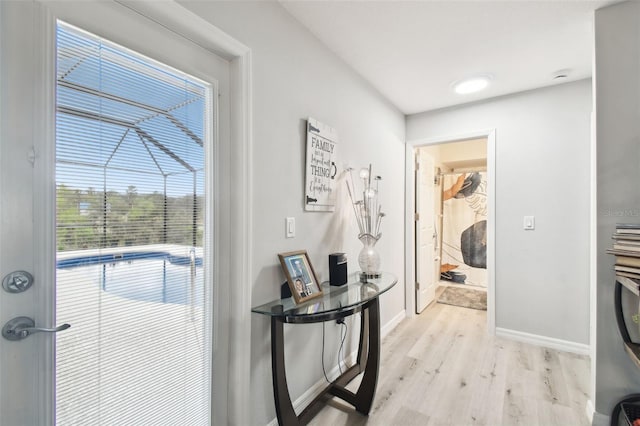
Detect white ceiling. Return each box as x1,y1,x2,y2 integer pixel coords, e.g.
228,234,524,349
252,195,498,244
279,0,618,115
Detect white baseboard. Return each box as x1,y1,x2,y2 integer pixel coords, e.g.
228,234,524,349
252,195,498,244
381,310,406,338
586,399,595,424
587,399,610,426
267,310,407,425
495,327,590,356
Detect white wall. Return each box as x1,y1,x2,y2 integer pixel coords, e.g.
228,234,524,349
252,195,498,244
407,80,591,346
594,1,640,417
177,2,406,424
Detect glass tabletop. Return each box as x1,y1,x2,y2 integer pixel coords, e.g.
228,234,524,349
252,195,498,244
252,272,397,322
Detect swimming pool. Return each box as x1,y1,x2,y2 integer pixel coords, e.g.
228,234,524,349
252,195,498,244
57,251,204,305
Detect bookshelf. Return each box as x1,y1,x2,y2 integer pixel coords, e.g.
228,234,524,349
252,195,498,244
608,225,640,367
608,224,640,425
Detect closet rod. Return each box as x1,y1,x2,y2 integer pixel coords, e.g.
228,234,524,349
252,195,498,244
438,168,486,176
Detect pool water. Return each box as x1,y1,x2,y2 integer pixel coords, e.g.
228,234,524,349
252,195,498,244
57,252,204,305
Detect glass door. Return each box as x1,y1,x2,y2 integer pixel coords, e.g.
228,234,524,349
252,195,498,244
54,22,212,425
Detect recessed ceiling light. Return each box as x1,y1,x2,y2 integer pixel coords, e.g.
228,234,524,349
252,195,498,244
452,75,492,95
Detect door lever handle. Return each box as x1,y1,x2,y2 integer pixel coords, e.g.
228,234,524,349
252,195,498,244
2,316,70,341
21,323,70,337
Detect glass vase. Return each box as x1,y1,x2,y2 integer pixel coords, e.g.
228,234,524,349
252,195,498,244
358,233,381,281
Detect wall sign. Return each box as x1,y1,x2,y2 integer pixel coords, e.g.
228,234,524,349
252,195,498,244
305,117,338,212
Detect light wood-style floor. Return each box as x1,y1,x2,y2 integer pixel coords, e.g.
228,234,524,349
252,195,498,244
310,301,590,426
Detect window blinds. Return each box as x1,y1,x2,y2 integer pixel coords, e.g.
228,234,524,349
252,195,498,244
55,22,212,425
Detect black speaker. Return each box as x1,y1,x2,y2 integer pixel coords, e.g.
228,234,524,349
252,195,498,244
329,253,348,286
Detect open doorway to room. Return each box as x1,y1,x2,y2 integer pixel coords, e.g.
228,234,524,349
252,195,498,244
416,138,488,312
407,133,495,332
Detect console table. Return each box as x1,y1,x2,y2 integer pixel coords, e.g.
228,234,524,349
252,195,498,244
252,272,397,426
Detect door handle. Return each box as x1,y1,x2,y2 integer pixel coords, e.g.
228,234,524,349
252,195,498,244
2,316,70,341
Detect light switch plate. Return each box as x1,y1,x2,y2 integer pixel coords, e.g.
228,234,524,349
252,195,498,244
523,215,535,230
285,217,295,238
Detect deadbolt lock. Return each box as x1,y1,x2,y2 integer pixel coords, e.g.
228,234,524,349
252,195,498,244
2,271,34,293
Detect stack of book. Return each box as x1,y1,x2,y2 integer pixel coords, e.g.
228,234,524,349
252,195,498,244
608,224,640,295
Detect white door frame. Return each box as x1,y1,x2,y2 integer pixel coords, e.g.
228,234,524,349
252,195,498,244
1,1,253,424
129,5,255,423
404,129,496,334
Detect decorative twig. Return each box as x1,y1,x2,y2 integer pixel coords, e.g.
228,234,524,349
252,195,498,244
375,212,385,237
345,164,383,238
345,168,364,234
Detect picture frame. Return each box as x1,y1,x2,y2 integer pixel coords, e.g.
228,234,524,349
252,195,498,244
278,250,323,304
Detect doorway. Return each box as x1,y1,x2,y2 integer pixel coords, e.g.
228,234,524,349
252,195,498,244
405,131,496,331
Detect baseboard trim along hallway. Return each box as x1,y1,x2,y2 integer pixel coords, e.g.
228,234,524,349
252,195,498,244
381,310,406,338
495,327,590,356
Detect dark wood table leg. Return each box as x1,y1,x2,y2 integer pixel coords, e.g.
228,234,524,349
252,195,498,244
271,309,299,426
357,301,370,369
329,299,381,415
353,298,380,414
333,307,370,389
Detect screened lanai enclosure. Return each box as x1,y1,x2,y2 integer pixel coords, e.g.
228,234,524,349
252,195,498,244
54,23,213,425
56,26,207,251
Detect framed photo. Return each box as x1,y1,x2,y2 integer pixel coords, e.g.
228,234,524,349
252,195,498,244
278,250,323,304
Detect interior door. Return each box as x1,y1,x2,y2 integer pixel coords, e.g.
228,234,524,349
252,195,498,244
0,2,229,424
415,150,438,313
